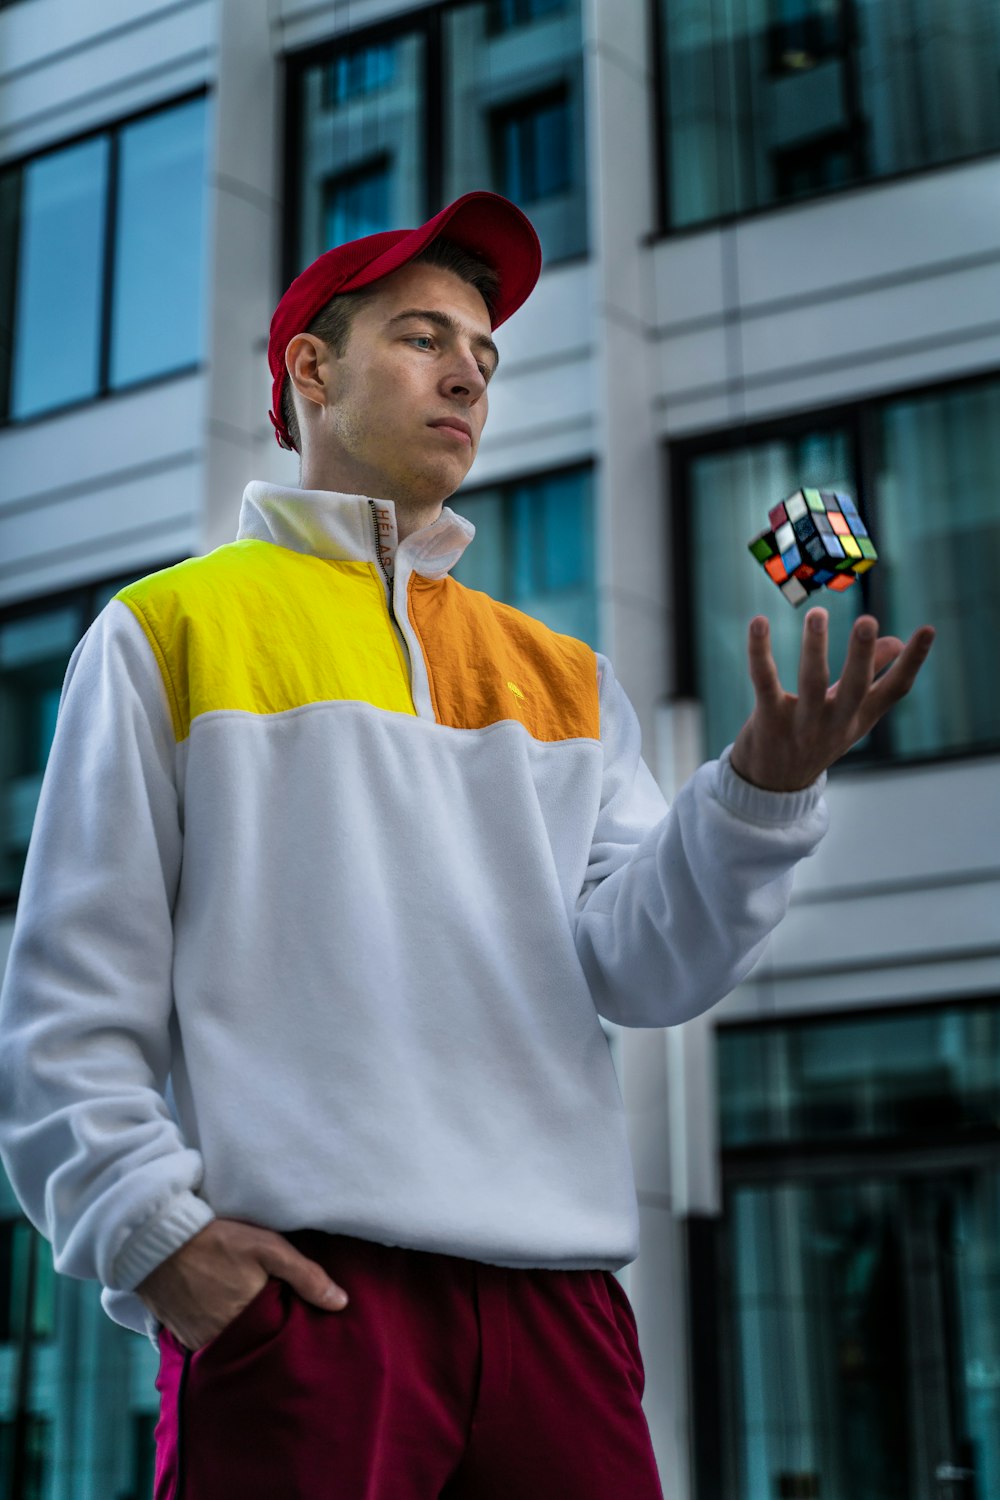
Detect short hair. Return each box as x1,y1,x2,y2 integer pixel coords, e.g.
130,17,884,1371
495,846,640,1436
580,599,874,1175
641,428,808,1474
279,236,501,455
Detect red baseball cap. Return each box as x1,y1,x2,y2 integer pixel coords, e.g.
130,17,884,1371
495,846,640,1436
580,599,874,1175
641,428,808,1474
267,190,542,450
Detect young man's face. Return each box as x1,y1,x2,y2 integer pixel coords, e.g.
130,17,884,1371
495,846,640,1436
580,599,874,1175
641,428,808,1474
299,260,499,508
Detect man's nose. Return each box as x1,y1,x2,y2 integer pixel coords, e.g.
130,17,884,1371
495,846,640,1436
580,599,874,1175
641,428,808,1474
444,350,487,400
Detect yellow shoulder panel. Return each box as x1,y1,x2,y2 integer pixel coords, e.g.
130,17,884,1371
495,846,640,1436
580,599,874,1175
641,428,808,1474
116,541,415,741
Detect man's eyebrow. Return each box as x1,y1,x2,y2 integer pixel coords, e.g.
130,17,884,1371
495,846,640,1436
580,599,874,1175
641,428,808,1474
386,308,500,372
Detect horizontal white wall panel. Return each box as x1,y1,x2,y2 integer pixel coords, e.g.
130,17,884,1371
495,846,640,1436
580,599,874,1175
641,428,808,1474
0,0,214,160
736,157,1000,310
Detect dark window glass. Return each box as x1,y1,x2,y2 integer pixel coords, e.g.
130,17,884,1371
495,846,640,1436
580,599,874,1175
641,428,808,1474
452,466,597,645
0,1414,50,1500
491,0,568,32
493,88,571,202
324,157,393,247
876,382,1000,758
290,2,586,274
713,1003,1000,1500
444,1,586,262
0,571,162,902
0,605,82,896
322,42,397,107
0,1218,55,1343
658,0,1000,230
11,138,108,418
131,1412,157,1500
110,96,208,388
680,375,1000,763
685,428,861,758
0,168,21,419
295,33,425,268
2,95,209,424
718,1001,1000,1150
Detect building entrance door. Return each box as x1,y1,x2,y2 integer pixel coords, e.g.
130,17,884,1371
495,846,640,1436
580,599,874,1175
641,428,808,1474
722,1153,1000,1500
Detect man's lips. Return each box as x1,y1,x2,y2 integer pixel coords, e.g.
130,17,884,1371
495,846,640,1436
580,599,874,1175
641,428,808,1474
428,418,472,445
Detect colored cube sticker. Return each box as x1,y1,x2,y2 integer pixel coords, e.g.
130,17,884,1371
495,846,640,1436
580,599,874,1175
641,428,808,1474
747,490,877,606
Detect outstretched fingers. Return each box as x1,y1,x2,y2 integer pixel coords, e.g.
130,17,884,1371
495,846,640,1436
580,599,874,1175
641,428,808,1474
863,625,936,724
831,614,880,722
797,608,831,709
747,616,784,709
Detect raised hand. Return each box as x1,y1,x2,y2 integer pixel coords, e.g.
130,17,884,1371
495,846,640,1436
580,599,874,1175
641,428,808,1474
729,608,935,793
135,1217,349,1353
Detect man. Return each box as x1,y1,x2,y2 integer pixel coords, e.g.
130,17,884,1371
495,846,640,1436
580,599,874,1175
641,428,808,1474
0,191,933,1498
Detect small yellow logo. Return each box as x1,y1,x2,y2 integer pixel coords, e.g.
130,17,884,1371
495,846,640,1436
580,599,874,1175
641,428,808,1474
507,680,525,701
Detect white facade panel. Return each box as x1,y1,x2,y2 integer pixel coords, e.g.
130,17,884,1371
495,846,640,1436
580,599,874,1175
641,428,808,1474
735,156,1000,309
0,0,214,160
741,259,1000,384
652,228,727,330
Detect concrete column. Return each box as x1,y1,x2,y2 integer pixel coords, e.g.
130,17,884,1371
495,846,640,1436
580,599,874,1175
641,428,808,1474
200,0,289,555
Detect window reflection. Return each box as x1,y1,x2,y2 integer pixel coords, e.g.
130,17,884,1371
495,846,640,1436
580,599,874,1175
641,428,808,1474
296,33,424,266
658,0,1000,229
686,430,861,759
292,4,587,273
682,376,1000,764
453,466,597,645
110,96,209,388
3,95,209,423
11,139,108,419
444,1,586,263
718,1001,1000,1148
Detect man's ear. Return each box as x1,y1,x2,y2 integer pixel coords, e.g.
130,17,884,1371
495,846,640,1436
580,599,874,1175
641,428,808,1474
285,333,333,414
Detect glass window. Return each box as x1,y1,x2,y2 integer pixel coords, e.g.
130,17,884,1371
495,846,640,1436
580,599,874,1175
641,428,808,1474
2,94,209,424
0,570,163,903
492,87,571,202
681,375,1000,763
713,1003,1000,1500
323,42,397,107
444,0,586,263
0,605,83,896
290,2,587,275
685,428,862,758
718,1000,1000,1149
491,0,569,33
294,32,426,269
131,1412,157,1500
10,138,109,419
452,466,598,645
877,381,1000,758
0,1414,51,1500
658,0,1000,230
110,96,209,388
324,156,393,246
0,1217,55,1343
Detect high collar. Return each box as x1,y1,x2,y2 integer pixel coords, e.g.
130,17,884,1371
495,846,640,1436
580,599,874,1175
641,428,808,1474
237,481,476,581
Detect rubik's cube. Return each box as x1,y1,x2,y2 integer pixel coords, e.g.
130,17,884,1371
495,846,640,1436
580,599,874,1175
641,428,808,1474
748,489,878,606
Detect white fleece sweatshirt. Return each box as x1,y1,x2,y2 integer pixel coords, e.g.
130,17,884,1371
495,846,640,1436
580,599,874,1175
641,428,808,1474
0,483,828,1345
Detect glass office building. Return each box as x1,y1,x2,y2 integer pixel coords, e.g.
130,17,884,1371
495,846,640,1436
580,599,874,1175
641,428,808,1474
0,0,997,1495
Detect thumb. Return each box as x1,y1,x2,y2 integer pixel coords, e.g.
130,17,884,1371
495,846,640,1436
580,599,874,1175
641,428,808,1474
259,1241,348,1311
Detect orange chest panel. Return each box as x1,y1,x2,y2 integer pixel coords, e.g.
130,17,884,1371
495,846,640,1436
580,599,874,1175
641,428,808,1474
407,573,599,742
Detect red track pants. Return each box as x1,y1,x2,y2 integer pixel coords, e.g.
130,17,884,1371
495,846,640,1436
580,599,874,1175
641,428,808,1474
153,1228,664,1499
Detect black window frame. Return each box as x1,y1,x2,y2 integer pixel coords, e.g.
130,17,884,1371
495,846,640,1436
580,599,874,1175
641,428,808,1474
0,87,210,432
649,0,1000,240
282,0,588,294
668,366,1000,773
0,562,179,913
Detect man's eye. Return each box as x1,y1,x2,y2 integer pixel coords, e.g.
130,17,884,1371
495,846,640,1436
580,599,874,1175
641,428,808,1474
410,336,434,350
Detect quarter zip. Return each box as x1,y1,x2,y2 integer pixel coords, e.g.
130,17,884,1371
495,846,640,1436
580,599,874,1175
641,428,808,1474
368,500,411,679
